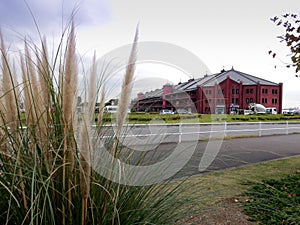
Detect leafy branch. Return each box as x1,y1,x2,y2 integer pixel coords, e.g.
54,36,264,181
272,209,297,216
270,13,300,76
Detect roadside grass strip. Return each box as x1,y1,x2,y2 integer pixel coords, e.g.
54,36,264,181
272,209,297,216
243,173,300,224
177,156,300,223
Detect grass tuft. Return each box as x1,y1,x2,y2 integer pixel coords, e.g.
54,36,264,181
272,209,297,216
243,173,300,224
0,19,197,225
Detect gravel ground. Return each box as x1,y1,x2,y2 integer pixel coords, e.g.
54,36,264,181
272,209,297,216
179,196,257,225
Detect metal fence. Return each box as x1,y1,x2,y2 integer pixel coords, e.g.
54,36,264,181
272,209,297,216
96,121,300,146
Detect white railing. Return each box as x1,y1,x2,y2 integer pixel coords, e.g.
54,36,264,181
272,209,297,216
95,121,300,145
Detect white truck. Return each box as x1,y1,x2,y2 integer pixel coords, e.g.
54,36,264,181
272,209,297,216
248,103,266,114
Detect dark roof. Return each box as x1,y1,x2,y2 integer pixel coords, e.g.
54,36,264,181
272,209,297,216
143,89,163,98
171,75,215,93
202,69,279,86
138,68,280,100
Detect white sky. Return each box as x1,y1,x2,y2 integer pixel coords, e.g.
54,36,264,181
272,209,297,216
0,0,299,107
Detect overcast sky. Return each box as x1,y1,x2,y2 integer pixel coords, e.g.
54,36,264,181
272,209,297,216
0,0,299,107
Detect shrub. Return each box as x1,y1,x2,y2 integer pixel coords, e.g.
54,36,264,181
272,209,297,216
243,173,300,224
241,117,250,121
0,20,196,225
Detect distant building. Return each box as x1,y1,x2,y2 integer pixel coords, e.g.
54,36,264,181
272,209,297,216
132,68,283,114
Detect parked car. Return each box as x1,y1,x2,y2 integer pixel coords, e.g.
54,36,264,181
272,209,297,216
159,109,174,115
282,108,299,115
103,105,131,114
243,109,254,115
294,109,300,115
174,108,192,114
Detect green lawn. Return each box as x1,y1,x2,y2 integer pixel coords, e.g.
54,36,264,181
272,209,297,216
20,111,300,124
99,112,300,124
176,156,300,223
243,173,300,224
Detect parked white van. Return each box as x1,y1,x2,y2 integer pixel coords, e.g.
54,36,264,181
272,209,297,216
266,107,277,114
103,105,131,114
104,105,118,113
159,109,174,115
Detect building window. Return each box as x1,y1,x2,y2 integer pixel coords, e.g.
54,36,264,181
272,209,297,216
250,98,253,103
217,99,224,104
205,89,212,95
232,89,239,94
272,98,278,104
246,98,249,103
272,89,278,95
205,107,211,113
232,98,239,104
262,88,268,94
246,88,253,94
217,89,225,95
262,98,268,104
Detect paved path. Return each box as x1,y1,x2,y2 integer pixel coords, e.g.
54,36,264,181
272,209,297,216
173,133,300,178
102,133,300,181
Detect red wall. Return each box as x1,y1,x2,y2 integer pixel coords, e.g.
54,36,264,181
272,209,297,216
197,78,282,114
162,84,173,109
135,78,283,114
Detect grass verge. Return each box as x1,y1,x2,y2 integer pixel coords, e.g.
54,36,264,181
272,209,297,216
100,113,300,124
177,156,300,220
243,172,300,224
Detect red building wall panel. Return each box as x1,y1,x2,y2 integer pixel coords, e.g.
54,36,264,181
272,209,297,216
133,70,283,114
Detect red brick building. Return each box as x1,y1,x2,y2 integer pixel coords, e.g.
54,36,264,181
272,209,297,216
133,68,283,114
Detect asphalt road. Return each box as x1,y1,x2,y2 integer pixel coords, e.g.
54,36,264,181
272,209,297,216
96,125,300,181
118,133,300,179
173,133,300,178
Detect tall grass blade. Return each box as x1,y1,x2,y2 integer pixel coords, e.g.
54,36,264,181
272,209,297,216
0,17,199,225
112,25,138,154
